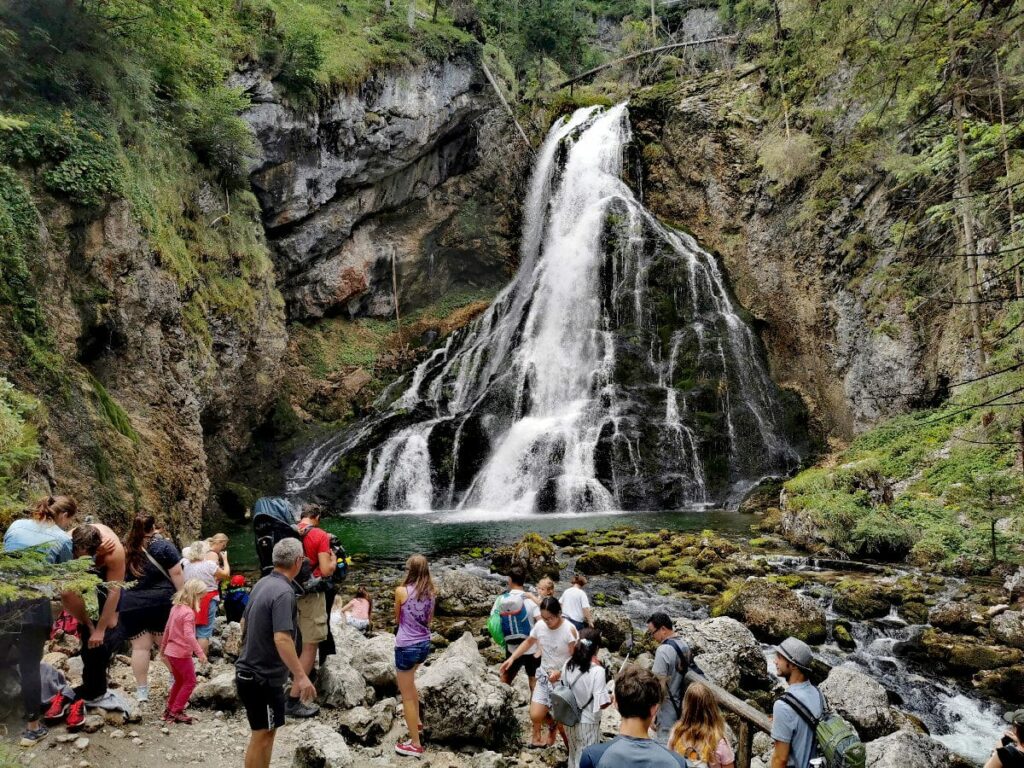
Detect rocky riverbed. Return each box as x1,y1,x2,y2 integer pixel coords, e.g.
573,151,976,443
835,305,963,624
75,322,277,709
4,527,1020,767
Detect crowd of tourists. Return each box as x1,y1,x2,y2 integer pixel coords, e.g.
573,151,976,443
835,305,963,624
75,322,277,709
3,495,1023,768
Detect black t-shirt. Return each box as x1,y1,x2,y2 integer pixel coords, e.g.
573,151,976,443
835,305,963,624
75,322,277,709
236,572,297,686
997,744,1024,768
119,538,180,613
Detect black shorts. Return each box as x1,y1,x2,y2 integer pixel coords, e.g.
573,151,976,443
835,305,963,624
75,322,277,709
505,645,541,679
235,672,286,732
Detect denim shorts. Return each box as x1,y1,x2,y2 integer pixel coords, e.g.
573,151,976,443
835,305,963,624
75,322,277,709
196,598,219,640
394,640,431,671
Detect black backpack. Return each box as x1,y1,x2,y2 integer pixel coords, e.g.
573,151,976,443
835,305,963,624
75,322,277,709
252,497,347,592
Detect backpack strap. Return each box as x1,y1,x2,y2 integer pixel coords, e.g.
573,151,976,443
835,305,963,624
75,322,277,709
662,638,690,715
780,691,821,731
567,667,595,713
143,548,173,585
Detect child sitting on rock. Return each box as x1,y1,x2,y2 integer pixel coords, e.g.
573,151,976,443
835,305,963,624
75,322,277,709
340,584,373,632
159,579,208,724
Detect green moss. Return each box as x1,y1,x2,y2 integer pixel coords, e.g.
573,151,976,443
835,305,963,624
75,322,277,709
0,376,43,529
87,374,138,442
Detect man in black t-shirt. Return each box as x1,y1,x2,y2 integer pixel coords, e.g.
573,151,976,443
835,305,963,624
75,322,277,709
235,538,316,768
987,710,1024,768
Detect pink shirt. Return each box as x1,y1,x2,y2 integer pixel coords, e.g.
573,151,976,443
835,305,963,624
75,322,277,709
348,597,370,620
161,604,203,659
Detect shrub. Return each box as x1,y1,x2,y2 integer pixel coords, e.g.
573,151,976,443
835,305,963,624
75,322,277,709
757,131,822,188
181,86,255,186
277,26,326,100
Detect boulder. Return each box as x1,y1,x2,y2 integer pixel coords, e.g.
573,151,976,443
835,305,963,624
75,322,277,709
974,664,1024,698
336,699,396,746
192,672,239,709
292,721,353,768
349,632,397,693
928,602,981,634
43,651,70,671
435,568,503,616
220,621,243,659
832,579,893,620
575,547,635,575
865,730,954,768
1005,567,1024,604
819,666,900,740
675,616,774,691
417,633,519,751
592,608,634,653
716,579,827,644
489,533,559,582
990,610,1024,649
319,654,370,710
919,629,1024,673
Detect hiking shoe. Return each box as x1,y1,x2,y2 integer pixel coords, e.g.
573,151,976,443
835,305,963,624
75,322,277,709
19,726,48,747
161,708,174,723
43,693,69,723
65,700,86,731
395,740,425,758
285,699,319,718
171,712,194,724
135,684,149,702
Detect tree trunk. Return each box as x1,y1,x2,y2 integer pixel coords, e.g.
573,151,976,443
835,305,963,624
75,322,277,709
407,0,415,29
432,0,439,22
994,55,1021,296
650,0,658,44
1017,417,1024,473
771,0,783,39
954,85,986,366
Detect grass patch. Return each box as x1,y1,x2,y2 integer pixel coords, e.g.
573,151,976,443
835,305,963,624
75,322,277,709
0,376,42,529
87,374,138,443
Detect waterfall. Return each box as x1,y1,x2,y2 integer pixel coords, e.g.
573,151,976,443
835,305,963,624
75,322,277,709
287,104,804,514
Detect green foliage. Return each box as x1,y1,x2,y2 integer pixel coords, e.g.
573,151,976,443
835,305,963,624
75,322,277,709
0,547,100,610
180,86,255,186
0,376,42,528
757,131,821,188
88,374,139,442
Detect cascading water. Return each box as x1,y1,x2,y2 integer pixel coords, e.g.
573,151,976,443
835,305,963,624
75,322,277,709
287,104,806,513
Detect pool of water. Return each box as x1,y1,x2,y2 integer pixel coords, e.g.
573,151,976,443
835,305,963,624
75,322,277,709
225,508,755,570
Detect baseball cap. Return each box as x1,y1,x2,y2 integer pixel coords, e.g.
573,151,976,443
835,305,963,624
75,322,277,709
776,637,814,671
230,574,246,587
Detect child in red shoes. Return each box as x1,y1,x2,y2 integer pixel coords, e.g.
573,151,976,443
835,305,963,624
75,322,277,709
159,579,208,723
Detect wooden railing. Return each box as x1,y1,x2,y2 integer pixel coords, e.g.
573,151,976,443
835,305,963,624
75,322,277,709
685,671,773,768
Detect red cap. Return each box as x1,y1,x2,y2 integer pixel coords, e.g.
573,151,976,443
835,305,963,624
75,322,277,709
230,575,246,587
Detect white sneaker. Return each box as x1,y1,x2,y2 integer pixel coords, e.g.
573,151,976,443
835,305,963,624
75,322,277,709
136,684,149,702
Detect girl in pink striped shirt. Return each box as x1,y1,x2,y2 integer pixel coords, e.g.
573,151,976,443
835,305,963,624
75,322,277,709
160,579,208,724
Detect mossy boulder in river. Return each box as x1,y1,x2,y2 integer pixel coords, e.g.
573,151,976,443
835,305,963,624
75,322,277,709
714,578,826,644
918,628,1024,673
489,533,559,581
576,546,635,575
832,578,894,620
927,601,983,635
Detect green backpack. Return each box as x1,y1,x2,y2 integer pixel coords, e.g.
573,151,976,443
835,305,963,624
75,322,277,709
780,690,866,768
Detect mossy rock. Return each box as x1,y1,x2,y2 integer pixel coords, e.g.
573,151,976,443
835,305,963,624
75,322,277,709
637,555,662,574
655,565,721,594
901,601,930,625
833,622,856,650
974,664,1024,698
490,533,559,581
576,546,635,575
714,578,826,644
832,579,893,620
622,532,663,550
552,529,588,546
767,574,807,590
748,537,775,548
921,629,1024,673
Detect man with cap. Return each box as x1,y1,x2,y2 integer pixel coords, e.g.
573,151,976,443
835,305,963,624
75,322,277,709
985,710,1024,768
771,637,823,768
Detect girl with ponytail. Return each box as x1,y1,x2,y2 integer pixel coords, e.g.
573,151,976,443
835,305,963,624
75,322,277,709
561,628,611,768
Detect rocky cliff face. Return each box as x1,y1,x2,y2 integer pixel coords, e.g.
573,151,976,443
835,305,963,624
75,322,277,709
629,75,966,439
235,57,502,321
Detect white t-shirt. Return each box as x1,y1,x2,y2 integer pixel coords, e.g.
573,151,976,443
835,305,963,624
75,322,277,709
559,662,611,725
183,559,219,591
500,589,542,656
530,618,578,671
561,585,590,623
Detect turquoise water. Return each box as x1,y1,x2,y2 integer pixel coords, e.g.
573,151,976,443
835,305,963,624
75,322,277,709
225,509,755,570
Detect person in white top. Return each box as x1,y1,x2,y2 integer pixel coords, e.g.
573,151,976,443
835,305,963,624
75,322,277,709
561,574,593,630
561,628,612,768
181,540,229,654
500,596,579,748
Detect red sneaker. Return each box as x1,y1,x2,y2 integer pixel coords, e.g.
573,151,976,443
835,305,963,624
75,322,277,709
43,693,68,723
172,712,193,725
65,700,85,731
395,740,425,758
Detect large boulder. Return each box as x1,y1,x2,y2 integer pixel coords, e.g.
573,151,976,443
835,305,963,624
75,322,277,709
865,730,955,768
220,621,243,659
819,666,900,740
575,547,635,575
319,654,370,710
192,672,239,709
716,579,827,644
489,533,559,582
675,616,774,691
349,632,397,693
417,633,519,751
928,602,981,634
592,608,634,653
292,721,353,768
990,610,1024,649
336,699,396,746
435,569,503,616
832,579,893,620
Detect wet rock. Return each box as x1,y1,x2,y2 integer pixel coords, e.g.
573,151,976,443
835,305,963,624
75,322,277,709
865,729,955,768
435,568,502,616
336,699,396,746
675,616,774,692
820,666,900,740
833,622,856,650
592,608,633,653
576,547,635,575
928,602,981,634
292,721,353,768
320,654,370,709
416,633,518,751
637,555,662,574
974,664,1024,698
489,533,559,582
349,632,397,694
192,672,239,709
919,628,1023,672
990,610,1024,649
832,579,892,620
715,578,827,644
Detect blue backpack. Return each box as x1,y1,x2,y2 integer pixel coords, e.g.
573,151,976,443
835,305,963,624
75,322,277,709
497,591,532,645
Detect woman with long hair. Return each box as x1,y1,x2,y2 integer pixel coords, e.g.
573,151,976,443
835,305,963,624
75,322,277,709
668,681,736,768
394,555,435,758
182,540,229,655
561,628,611,768
2,495,78,745
499,596,579,748
120,514,184,702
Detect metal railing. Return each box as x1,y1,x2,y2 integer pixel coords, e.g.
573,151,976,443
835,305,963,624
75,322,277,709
685,671,773,768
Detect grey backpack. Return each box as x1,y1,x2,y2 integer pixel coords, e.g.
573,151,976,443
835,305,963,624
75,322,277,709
550,668,594,727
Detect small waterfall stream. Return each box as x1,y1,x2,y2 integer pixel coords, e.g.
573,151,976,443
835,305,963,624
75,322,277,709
286,104,805,512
